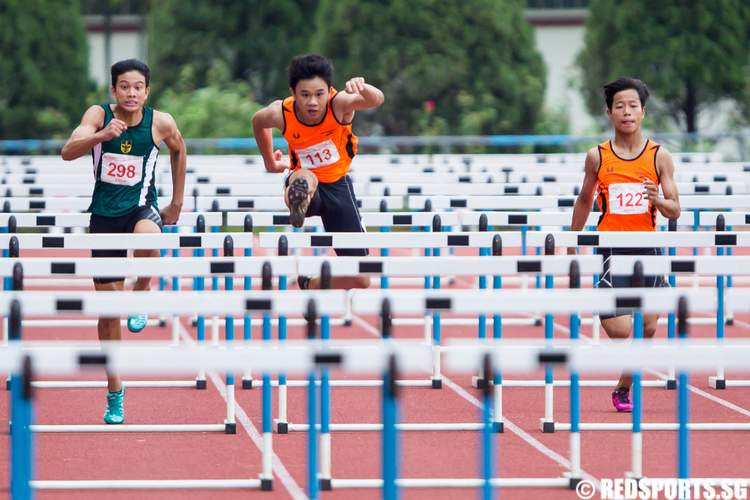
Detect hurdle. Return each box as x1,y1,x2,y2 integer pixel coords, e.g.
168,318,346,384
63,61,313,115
2,289,346,435
10,338,750,495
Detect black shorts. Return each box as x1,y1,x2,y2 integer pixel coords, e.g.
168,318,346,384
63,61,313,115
285,174,368,256
89,205,163,284
596,247,668,319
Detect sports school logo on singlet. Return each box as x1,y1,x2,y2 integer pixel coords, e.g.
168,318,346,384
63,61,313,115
296,140,341,169
608,183,647,215
120,139,132,154
100,152,143,187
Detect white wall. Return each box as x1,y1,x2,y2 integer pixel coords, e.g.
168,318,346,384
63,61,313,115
87,32,145,87
533,25,597,135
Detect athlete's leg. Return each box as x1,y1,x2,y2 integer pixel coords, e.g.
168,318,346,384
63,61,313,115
132,218,161,291
94,279,125,392
285,169,319,227
601,315,634,392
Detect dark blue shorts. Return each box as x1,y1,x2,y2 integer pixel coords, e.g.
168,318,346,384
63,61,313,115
596,247,668,319
89,205,163,283
286,174,368,257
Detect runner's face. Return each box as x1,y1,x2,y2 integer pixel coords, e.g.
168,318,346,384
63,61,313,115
112,71,149,112
292,77,330,123
607,89,644,134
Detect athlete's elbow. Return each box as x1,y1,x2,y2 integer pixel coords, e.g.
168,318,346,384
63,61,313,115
61,146,76,162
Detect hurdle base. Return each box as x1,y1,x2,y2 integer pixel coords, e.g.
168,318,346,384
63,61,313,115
241,379,253,390
431,378,442,389
320,478,332,491
274,419,289,434
5,378,9,390
260,477,273,491
492,421,504,433
471,376,488,389
224,421,236,434
539,419,555,433
624,471,642,481
726,317,734,326
709,376,726,390
666,379,677,390
158,318,167,327
534,318,543,326
562,472,582,490
196,379,207,390
343,319,353,327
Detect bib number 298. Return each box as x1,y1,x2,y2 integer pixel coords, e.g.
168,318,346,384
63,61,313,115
101,152,142,186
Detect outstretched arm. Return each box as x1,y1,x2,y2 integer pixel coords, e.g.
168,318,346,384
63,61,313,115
332,77,385,122
156,112,186,225
61,106,125,161
251,100,288,173
645,147,680,219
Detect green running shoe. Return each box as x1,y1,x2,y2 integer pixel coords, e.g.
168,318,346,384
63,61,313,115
127,314,148,333
103,387,125,424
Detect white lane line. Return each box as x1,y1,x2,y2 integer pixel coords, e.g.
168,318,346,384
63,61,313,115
351,313,601,488
176,319,308,500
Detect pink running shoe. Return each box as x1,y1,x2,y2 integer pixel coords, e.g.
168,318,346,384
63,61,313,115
611,388,633,412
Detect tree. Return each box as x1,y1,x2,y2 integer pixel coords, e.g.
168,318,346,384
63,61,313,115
577,0,750,133
0,0,89,139
311,0,546,136
147,1,317,105
157,61,263,138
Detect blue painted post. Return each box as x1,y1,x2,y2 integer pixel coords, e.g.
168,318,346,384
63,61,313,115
631,261,644,478
569,260,582,483
676,297,689,480
380,199,390,289
383,351,399,500
319,262,333,489
481,354,494,500
305,300,319,500
277,236,289,428
667,219,677,390
542,234,555,432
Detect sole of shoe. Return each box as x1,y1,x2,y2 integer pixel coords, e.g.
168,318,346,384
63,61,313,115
287,177,310,228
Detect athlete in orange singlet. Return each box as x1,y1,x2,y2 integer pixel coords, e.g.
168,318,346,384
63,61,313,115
569,78,681,412
252,54,384,290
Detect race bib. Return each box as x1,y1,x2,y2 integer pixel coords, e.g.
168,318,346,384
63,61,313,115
101,152,143,186
296,140,340,169
609,183,648,215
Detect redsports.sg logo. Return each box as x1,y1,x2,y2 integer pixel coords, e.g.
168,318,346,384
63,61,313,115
575,478,748,500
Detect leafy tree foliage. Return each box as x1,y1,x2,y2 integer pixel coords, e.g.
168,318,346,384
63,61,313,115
312,0,546,136
157,61,262,138
0,0,89,138
578,0,750,132
147,0,317,104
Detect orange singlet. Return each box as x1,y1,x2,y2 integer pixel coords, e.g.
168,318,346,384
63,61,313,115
596,139,660,232
282,89,358,184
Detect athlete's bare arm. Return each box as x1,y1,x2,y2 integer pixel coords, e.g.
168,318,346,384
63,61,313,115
332,77,385,123
567,148,600,254
61,106,127,161
252,100,288,174
154,110,186,225
646,147,680,219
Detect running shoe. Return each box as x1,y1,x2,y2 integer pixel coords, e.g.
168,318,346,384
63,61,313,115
103,387,125,424
127,314,148,333
297,275,312,290
611,387,633,412
287,177,310,228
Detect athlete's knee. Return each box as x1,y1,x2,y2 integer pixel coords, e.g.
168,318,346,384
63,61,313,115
353,275,371,289
602,317,631,339
643,326,658,338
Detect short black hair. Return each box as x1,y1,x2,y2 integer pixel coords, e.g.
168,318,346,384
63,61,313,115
603,77,649,110
288,54,333,90
111,59,150,88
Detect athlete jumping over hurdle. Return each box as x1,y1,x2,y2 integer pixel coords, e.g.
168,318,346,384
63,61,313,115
252,54,384,290
61,59,187,424
568,77,681,412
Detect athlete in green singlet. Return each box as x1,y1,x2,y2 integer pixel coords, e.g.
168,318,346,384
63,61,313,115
61,59,186,424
